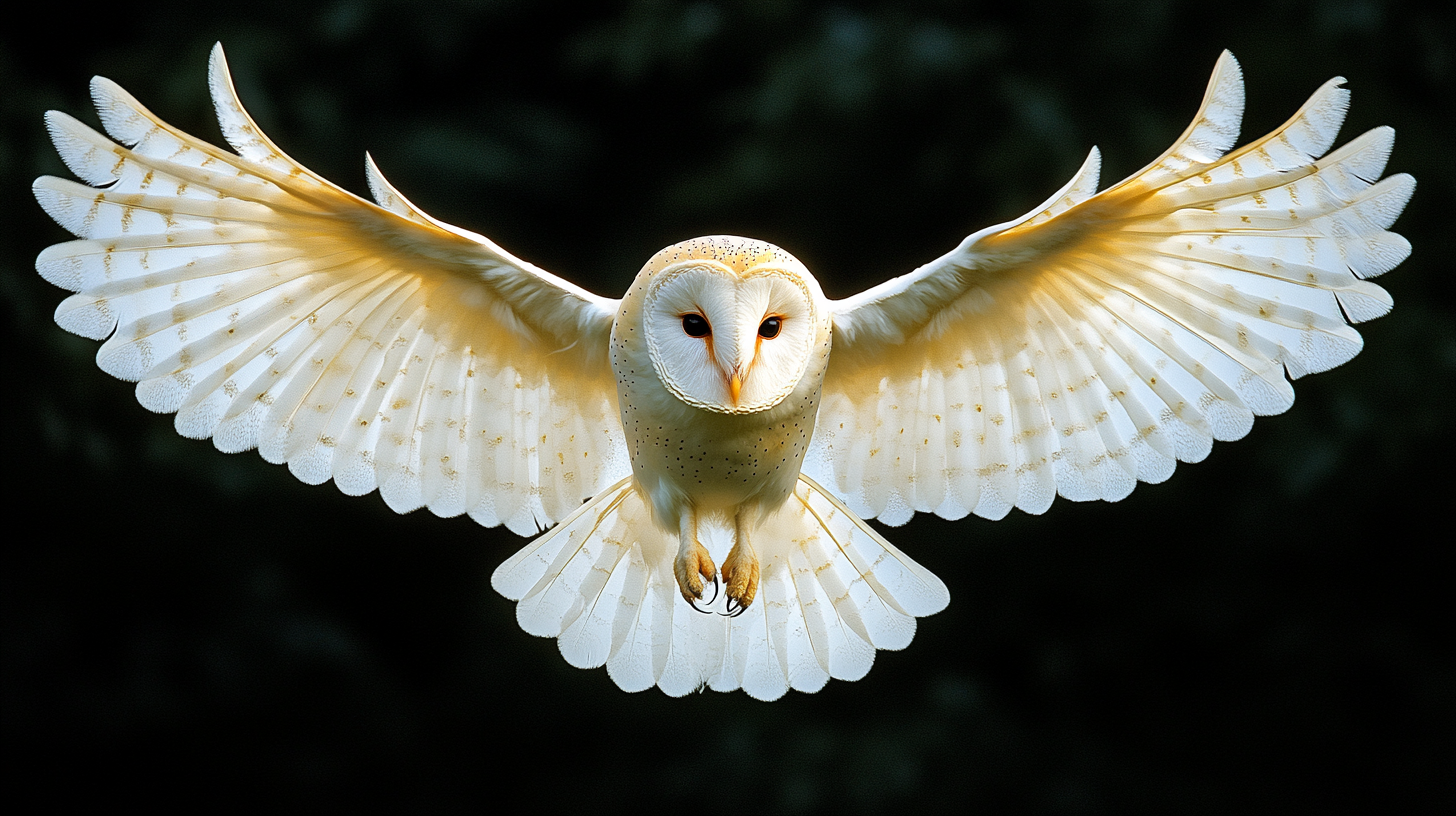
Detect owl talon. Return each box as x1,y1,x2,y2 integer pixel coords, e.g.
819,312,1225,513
722,596,748,618
690,576,720,614
721,534,760,613
674,533,718,605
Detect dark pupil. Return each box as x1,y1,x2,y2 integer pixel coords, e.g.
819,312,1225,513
681,314,710,337
758,317,782,339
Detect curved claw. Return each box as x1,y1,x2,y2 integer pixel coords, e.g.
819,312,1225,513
691,575,720,614
721,595,748,618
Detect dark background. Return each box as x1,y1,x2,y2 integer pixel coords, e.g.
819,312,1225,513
2,2,1451,812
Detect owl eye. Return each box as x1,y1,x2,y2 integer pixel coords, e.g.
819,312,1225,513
681,313,711,338
758,317,782,339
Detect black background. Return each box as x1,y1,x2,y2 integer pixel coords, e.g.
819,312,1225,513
2,2,1452,812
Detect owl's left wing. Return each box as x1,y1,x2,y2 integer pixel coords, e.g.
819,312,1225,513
811,52,1413,525
34,45,627,535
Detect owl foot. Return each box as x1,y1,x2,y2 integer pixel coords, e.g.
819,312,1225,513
674,514,718,607
721,515,760,616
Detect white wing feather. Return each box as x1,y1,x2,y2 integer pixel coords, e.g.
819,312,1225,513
813,51,1413,524
34,44,628,535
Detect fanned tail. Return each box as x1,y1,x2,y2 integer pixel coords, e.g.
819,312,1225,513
490,475,949,700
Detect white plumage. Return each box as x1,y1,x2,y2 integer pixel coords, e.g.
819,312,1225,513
33,46,1412,700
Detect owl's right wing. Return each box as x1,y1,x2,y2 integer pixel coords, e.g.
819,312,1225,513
812,52,1413,525
34,44,627,536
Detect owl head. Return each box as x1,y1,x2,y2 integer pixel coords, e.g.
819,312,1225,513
636,236,827,415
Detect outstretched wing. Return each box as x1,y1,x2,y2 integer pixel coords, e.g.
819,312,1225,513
34,44,628,536
811,52,1413,525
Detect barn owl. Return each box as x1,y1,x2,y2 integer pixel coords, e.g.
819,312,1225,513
33,45,1413,700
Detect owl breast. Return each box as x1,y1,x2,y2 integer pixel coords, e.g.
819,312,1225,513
614,342,828,526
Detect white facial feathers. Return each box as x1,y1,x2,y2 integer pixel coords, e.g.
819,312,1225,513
642,243,823,414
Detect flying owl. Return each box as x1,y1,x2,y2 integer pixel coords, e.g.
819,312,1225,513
33,45,1413,700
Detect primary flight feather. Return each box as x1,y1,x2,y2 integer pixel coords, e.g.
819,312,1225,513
34,45,1412,700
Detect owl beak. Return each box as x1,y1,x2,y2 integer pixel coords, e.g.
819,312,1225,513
728,368,743,405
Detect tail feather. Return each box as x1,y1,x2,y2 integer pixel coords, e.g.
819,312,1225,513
490,475,949,700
